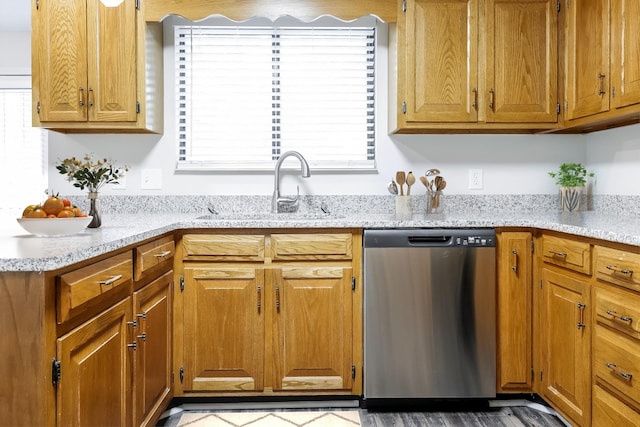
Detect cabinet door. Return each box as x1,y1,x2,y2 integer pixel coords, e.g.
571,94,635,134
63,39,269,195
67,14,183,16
183,266,264,392
133,271,172,427
34,0,88,122
610,0,640,110
541,268,591,427
485,0,557,123
404,0,479,122
565,0,610,120
57,297,133,427
86,0,137,122
497,232,533,392
272,266,353,391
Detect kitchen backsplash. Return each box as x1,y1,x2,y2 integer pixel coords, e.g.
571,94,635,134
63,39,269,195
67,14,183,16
61,194,638,216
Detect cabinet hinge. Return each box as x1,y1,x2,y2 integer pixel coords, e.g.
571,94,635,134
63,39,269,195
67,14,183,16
52,358,61,386
540,279,543,290
612,86,616,98
557,0,561,12
402,101,407,114
136,101,141,114
36,0,40,11
540,370,543,382
531,239,534,253
402,0,406,12
352,365,356,379
556,102,561,115
351,276,356,291
180,366,184,383
36,101,41,115
531,367,535,381
135,0,140,10
180,276,184,292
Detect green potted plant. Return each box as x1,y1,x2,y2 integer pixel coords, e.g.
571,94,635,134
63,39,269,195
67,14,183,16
548,163,594,212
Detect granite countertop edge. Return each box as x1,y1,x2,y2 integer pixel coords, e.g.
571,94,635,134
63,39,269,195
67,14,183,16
1,210,639,272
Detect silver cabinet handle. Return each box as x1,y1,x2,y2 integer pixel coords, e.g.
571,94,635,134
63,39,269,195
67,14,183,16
154,250,172,258
100,274,123,285
577,303,586,330
548,249,567,258
605,362,633,381
606,309,633,323
511,248,518,273
606,265,633,276
598,73,606,96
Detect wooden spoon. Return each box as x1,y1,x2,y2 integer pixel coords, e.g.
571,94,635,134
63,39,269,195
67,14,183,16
419,175,428,189
396,171,406,196
405,171,415,195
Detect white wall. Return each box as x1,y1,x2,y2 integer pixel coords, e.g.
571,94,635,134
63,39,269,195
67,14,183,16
6,28,637,199
586,123,640,195
0,31,31,74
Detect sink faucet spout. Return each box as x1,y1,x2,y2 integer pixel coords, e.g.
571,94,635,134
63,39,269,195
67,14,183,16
272,151,311,213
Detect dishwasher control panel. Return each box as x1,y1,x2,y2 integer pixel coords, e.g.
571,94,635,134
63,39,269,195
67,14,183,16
456,235,495,247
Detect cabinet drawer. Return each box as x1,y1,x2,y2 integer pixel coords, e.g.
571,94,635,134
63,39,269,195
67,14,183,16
594,324,640,405
182,234,264,261
595,285,640,340
270,233,353,260
595,246,640,291
135,235,175,281
593,384,640,426
541,234,591,274
57,251,133,324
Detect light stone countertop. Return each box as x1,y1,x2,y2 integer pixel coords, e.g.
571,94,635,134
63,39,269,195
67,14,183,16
1,209,640,272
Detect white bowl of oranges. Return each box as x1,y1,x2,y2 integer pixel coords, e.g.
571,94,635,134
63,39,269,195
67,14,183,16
17,195,93,236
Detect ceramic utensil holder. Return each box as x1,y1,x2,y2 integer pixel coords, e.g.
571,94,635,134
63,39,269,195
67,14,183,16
395,195,412,220
426,190,443,214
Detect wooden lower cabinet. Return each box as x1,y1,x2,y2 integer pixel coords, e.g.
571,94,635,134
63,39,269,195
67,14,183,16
272,266,353,391
496,231,533,392
175,230,362,397
56,297,133,427
593,384,640,426
540,267,591,426
182,266,265,392
133,271,173,427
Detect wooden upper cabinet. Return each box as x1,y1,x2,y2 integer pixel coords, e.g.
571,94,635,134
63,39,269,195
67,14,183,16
394,0,558,131
86,0,137,123
485,0,558,123
564,0,610,120
610,0,640,110
32,0,163,132
34,0,89,122
405,0,479,123
34,0,136,123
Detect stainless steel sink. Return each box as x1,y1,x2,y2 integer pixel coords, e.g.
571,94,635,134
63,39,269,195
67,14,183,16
195,212,342,221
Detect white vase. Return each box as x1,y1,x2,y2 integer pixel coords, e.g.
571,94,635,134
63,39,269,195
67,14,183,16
560,186,583,212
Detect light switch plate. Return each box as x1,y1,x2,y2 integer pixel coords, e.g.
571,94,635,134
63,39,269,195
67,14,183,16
141,169,162,190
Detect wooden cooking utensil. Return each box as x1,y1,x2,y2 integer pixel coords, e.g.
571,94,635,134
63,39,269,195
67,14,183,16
405,172,415,195
419,175,428,189
396,171,406,196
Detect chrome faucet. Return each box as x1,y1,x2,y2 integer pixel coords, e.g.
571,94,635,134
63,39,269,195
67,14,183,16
272,151,311,213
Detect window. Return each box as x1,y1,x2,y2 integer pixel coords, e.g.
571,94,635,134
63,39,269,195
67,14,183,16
0,76,47,216
175,20,376,171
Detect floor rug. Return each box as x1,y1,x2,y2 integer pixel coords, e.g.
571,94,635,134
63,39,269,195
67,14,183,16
177,410,361,427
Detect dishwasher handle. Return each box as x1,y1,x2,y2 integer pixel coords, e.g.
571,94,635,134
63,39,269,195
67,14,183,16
408,235,452,246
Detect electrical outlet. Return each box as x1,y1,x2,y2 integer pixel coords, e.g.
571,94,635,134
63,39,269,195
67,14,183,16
469,168,483,190
141,169,162,190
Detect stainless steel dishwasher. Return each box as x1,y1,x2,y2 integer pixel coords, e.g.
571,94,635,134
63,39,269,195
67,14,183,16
363,228,496,401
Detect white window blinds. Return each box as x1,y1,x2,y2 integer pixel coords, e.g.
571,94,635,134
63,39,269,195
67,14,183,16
0,76,47,216
175,25,376,171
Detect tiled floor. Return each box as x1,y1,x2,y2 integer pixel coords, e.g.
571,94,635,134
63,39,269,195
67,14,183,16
157,402,567,427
